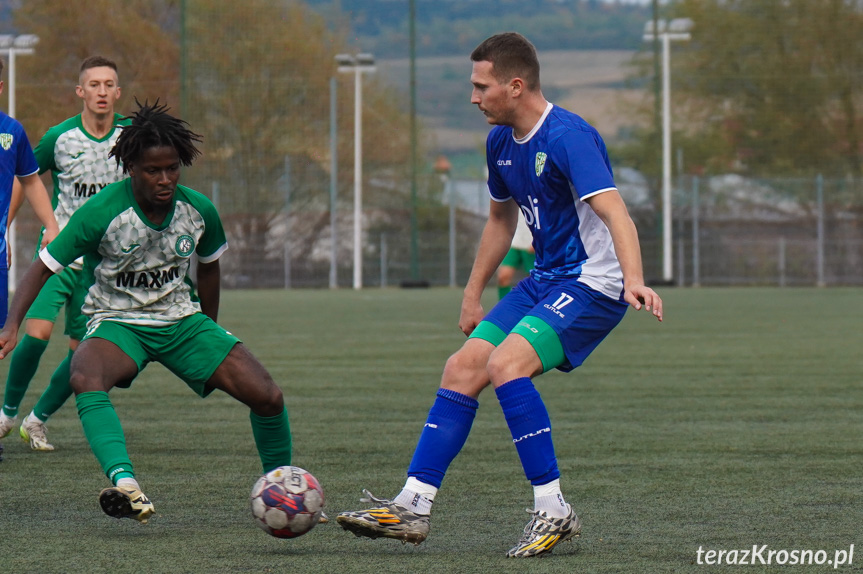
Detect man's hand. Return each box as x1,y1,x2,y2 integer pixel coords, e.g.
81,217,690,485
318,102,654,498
0,325,20,360
40,224,59,249
458,297,485,336
624,284,663,322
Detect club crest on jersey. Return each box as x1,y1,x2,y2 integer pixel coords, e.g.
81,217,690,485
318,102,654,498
175,234,195,257
535,152,547,177
0,133,13,151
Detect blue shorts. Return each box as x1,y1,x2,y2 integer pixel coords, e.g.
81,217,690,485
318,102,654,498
478,276,627,372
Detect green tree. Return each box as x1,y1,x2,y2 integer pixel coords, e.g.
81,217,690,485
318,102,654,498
182,0,431,286
619,0,863,178
12,0,180,136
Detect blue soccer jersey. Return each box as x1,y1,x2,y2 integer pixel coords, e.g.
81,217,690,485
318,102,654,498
0,110,40,269
486,102,623,300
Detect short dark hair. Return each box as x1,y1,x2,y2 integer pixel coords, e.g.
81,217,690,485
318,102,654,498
111,99,202,173
470,32,541,91
79,56,118,84
0,58,4,80
80,56,118,75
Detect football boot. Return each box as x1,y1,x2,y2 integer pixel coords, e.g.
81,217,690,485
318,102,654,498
99,486,155,524
337,489,429,545
506,504,581,558
20,416,54,451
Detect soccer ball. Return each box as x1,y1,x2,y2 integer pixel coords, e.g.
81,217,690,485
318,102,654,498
250,465,325,538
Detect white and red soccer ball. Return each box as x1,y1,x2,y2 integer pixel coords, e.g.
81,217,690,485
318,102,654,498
250,465,324,538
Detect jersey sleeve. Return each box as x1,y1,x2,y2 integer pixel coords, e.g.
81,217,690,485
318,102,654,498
33,124,61,174
194,194,228,263
14,126,39,178
553,129,616,201
485,129,512,202
41,199,108,271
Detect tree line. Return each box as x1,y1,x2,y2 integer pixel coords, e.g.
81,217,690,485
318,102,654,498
616,0,863,181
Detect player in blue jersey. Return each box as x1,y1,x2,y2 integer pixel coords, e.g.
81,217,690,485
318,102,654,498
0,58,60,324
337,33,663,558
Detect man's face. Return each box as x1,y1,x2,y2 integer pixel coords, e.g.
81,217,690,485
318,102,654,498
128,146,181,210
76,66,121,116
470,60,514,126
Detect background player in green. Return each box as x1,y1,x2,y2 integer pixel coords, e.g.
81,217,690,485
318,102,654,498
1,56,128,451
1,57,60,460
497,210,534,299
0,100,293,524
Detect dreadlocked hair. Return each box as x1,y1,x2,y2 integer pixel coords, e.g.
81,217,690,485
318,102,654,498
111,98,202,173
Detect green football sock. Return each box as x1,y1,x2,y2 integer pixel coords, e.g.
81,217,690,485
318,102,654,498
76,391,135,484
250,407,292,472
498,286,512,299
2,335,50,417
32,349,74,421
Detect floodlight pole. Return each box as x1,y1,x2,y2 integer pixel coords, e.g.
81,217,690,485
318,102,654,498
644,19,691,283
329,76,338,289
1,34,39,291
336,53,376,290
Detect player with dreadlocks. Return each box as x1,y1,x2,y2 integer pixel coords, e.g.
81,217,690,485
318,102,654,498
0,99,294,524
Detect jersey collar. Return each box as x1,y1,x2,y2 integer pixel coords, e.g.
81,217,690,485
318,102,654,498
512,101,553,145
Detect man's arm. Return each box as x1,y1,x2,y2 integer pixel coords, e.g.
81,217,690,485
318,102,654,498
8,178,26,225
0,259,56,359
459,198,520,335
586,189,663,321
18,173,59,247
196,259,221,323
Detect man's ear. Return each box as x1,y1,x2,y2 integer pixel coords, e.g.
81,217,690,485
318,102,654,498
510,77,525,98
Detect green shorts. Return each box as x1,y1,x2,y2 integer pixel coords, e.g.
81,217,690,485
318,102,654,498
501,247,535,272
25,266,89,340
470,316,565,373
83,313,241,397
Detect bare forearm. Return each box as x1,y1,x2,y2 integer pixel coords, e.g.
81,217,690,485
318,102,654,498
464,201,519,301
9,178,25,224
587,190,663,320
0,259,55,358
464,224,513,300
21,175,59,236
609,215,646,289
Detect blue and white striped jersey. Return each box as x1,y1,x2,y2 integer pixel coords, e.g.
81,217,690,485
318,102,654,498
485,102,624,300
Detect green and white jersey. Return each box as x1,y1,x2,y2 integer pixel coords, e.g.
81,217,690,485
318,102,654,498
40,179,228,329
34,114,129,267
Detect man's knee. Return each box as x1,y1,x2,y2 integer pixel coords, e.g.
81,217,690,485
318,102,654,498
486,337,544,385
440,346,490,396
25,319,54,340
219,347,284,414
69,369,99,394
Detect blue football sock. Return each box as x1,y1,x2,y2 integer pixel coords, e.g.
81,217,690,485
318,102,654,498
496,377,560,486
407,388,479,489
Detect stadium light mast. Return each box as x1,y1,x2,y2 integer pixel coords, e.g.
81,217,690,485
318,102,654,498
0,33,39,291
643,18,691,284
336,52,376,290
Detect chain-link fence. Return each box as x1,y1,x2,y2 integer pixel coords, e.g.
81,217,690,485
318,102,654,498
13,173,860,289
644,175,863,287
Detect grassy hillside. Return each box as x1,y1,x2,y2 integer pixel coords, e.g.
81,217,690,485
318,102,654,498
378,49,645,176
